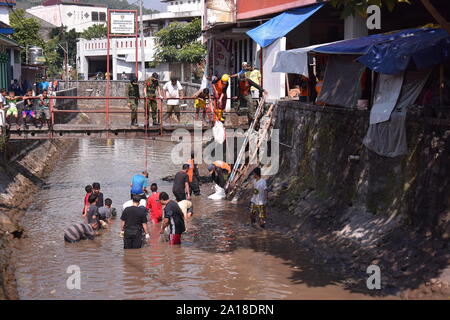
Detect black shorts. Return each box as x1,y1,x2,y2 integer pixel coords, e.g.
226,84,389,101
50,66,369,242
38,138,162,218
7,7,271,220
131,193,146,201
123,228,144,249
174,193,186,202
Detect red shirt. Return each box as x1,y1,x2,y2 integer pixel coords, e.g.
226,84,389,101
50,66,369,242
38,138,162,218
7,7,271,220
83,192,91,213
146,192,163,219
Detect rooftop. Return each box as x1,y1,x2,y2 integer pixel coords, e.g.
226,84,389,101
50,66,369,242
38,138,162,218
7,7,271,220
41,0,106,7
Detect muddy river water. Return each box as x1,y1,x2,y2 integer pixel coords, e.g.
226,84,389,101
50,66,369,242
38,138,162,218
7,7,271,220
15,138,380,299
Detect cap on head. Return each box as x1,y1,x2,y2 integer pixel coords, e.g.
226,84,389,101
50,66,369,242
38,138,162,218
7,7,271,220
152,72,159,80
221,74,230,83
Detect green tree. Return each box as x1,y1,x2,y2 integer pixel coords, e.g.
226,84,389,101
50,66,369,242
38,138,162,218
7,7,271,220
9,8,43,61
80,24,107,40
9,9,60,76
50,27,80,67
154,18,207,64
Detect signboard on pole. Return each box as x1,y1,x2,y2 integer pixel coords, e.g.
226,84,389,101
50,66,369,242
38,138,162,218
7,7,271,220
110,11,137,35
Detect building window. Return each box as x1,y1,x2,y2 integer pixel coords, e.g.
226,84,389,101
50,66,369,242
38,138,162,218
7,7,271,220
92,12,99,21
99,12,106,22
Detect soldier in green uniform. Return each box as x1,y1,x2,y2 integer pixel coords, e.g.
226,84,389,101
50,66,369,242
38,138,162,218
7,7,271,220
144,73,162,127
127,78,140,126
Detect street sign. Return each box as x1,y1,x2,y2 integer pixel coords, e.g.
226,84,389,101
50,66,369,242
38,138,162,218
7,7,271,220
110,11,136,35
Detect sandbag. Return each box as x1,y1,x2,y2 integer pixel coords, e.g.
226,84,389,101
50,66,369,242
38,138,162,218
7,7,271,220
208,184,226,200
212,120,226,144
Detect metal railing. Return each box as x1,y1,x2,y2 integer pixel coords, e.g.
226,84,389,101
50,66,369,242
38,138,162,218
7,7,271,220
3,95,251,139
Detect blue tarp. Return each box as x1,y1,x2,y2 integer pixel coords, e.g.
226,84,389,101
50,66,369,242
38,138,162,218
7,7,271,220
313,28,425,55
313,28,450,75
246,3,324,48
357,28,450,74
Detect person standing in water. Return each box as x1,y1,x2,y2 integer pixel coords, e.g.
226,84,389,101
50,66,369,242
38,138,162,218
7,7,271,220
250,167,268,228
159,192,185,245
120,195,150,249
146,183,163,224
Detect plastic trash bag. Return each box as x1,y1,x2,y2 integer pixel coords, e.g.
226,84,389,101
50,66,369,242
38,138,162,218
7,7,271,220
208,184,226,200
212,120,226,144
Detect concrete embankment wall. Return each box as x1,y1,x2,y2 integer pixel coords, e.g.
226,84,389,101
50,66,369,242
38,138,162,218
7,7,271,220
60,80,201,109
269,101,450,295
0,88,78,299
272,102,450,237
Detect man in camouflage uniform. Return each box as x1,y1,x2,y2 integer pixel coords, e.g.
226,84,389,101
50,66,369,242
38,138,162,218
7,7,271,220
127,78,140,126
144,73,162,127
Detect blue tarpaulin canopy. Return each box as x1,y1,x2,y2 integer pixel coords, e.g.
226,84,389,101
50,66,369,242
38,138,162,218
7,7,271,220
357,28,450,74
313,28,450,74
246,3,324,48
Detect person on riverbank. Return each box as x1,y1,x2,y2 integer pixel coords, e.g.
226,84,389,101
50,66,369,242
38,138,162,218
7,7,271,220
144,73,162,127
22,89,37,128
159,192,185,245
235,73,267,124
120,195,150,249
127,78,140,126
187,153,201,196
173,164,191,202
130,171,149,200
163,77,184,124
192,87,210,122
0,89,6,130
92,182,104,207
146,183,163,224
82,185,93,216
64,221,98,243
37,90,51,129
5,91,20,129
212,74,229,122
250,167,268,228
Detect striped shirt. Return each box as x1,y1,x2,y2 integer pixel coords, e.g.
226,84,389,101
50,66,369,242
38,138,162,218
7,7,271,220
64,223,95,242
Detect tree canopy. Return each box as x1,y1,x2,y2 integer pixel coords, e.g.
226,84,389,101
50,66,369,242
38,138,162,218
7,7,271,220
80,24,108,40
154,19,207,65
9,9,73,77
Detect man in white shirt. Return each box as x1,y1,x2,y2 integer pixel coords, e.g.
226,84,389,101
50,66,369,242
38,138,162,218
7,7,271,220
163,77,184,123
250,167,268,228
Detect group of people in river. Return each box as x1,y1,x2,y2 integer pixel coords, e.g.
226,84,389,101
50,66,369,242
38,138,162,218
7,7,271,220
127,62,268,128
63,155,269,249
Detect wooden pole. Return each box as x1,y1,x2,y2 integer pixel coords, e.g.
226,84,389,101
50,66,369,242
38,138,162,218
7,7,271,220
419,0,450,35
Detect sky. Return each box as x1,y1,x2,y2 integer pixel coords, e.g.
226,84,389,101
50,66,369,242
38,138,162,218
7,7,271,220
128,0,167,12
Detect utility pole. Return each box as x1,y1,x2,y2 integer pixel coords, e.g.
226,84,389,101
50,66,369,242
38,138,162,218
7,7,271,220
139,0,146,80
58,42,69,89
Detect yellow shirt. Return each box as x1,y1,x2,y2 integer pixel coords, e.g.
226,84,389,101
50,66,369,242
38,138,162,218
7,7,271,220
248,69,261,91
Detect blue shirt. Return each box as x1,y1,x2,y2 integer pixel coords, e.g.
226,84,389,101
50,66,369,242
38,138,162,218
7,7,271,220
131,174,148,195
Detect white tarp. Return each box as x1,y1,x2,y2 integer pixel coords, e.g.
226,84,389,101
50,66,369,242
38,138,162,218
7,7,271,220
370,72,405,125
272,41,340,76
263,38,286,100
